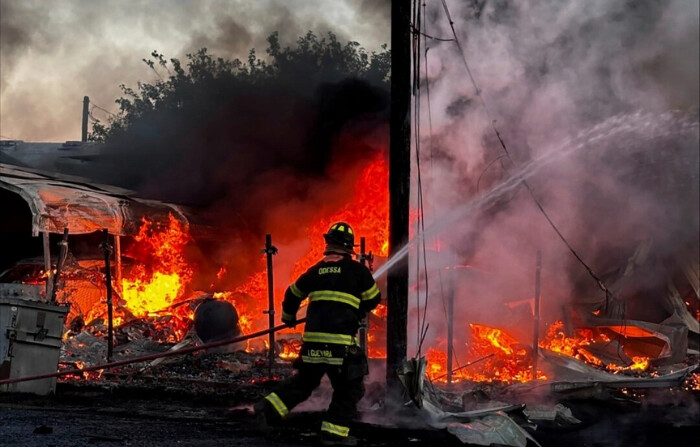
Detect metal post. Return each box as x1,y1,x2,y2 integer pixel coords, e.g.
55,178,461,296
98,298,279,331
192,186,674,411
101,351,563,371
114,234,122,290
82,96,89,142
387,0,412,399
101,229,114,362
42,232,52,300
532,251,542,379
447,264,455,384
358,237,369,356
49,228,69,302
263,234,278,378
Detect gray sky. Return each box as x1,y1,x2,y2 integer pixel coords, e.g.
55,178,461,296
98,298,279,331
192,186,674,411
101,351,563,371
0,0,390,142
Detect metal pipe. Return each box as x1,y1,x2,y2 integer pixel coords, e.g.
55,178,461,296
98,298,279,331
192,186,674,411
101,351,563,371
263,234,278,379
114,234,122,290
49,228,69,302
100,229,114,362
447,263,455,384
358,237,369,356
0,318,306,386
532,250,542,379
42,232,52,300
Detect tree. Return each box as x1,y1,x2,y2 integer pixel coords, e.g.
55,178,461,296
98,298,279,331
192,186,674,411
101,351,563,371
89,32,390,144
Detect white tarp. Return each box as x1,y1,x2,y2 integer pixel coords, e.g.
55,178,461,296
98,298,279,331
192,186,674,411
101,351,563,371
0,163,187,236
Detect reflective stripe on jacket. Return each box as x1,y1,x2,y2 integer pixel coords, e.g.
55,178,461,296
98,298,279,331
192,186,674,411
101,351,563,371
282,253,380,362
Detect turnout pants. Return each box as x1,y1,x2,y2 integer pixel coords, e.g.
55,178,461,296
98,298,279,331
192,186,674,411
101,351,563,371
262,348,368,439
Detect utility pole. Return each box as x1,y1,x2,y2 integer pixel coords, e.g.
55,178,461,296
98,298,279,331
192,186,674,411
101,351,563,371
82,96,89,142
386,0,411,399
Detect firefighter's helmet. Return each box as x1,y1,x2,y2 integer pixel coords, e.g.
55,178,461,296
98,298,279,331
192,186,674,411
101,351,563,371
323,222,355,249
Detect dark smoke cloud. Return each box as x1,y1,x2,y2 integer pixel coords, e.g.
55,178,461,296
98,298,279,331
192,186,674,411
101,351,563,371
188,16,253,56
1,0,391,290
72,59,389,288
0,0,389,141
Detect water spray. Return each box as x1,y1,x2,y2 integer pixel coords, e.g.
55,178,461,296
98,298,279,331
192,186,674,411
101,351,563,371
373,111,698,281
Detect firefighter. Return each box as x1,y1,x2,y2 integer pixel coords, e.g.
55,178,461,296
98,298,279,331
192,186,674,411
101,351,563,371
254,222,381,446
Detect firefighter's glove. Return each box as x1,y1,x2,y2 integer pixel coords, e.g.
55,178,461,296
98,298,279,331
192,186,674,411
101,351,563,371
281,313,297,328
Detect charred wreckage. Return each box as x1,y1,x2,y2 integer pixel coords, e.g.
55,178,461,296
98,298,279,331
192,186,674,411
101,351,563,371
0,152,698,447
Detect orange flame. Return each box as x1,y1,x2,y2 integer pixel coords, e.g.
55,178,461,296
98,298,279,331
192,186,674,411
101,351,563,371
540,320,649,372
427,325,541,383
227,153,389,346
121,214,193,317
371,304,387,318
277,338,302,360
290,152,389,280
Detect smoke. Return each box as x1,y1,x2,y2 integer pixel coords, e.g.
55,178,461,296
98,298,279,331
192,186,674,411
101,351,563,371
0,0,393,286
407,0,699,357
0,0,390,142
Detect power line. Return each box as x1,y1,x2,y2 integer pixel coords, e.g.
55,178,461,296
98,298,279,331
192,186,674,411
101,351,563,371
412,0,432,357
438,0,613,309
421,0,467,378
91,102,117,117
411,24,455,42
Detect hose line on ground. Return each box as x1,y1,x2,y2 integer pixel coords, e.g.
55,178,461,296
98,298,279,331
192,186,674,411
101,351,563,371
0,318,306,386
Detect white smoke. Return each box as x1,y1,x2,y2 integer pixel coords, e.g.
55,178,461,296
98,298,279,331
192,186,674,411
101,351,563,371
405,0,699,358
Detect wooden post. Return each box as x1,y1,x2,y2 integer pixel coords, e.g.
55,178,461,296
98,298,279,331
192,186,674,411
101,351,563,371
82,96,89,142
386,0,412,398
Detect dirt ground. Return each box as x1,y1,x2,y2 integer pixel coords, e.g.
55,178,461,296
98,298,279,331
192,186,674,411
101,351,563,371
1,380,698,447
1,353,698,447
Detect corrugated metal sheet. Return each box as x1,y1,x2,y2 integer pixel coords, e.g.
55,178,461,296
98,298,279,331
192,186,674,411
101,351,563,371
0,163,187,236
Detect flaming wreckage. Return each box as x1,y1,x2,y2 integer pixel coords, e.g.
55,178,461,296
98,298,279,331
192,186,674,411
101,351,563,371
0,159,698,447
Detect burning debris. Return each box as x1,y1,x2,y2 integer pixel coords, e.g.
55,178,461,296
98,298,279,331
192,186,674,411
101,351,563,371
2,144,698,447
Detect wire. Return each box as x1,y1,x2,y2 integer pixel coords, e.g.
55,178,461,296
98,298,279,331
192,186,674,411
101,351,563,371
412,0,433,357
423,1,460,372
438,0,613,309
91,102,117,117
476,155,507,192
412,0,423,353
410,24,455,42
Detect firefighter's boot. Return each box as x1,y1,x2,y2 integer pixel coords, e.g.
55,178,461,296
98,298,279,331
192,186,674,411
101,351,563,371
253,400,273,433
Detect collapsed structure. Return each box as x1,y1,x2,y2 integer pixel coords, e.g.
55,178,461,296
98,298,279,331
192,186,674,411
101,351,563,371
0,138,697,445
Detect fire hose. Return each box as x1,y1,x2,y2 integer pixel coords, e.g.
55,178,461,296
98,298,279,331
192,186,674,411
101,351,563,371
0,318,306,386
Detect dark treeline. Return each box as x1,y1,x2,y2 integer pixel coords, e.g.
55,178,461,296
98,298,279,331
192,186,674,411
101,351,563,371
80,32,390,286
